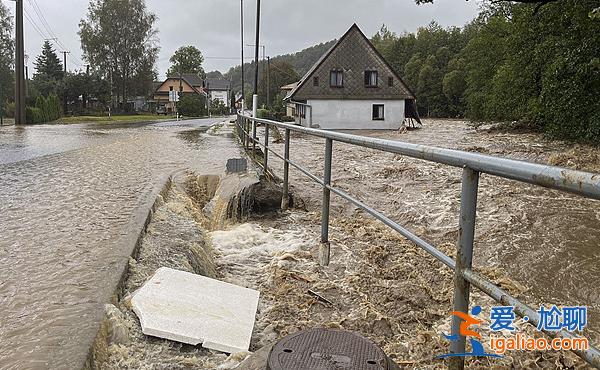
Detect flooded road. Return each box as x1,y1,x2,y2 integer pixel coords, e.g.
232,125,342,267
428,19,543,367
0,118,241,369
266,119,600,342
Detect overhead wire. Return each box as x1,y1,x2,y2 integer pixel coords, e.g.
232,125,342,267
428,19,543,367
24,0,85,69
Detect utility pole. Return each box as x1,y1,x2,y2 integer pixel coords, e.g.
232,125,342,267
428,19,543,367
62,51,70,115
252,0,261,118
240,0,245,112
15,0,25,124
83,65,90,110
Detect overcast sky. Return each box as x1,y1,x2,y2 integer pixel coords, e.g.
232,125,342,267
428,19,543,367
2,0,481,79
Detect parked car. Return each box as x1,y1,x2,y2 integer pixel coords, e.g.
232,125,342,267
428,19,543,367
156,106,168,115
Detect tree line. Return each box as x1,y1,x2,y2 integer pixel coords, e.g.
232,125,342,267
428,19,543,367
0,0,158,122
373,0,600,142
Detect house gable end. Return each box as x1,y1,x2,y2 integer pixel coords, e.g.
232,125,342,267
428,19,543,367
155,78,201,95
290,24,414,101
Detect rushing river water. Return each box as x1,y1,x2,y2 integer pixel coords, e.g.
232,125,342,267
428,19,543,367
0,118,240,369
266,119,600,343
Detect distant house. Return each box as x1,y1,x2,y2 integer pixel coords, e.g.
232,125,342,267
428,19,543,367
280,82,298,117
154,74,206,114
284,24,420,130
204,78,231,108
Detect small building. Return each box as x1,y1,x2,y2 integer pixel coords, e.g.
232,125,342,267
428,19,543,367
284,24,420,130
154,74,206,114
204,78,231,108
280,82,298,117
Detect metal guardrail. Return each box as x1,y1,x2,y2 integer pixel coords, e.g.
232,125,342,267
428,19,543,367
235,114,600,369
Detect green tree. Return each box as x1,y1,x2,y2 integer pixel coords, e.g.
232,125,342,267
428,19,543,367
0,1,14,109
32,41,65,97
79,0,159,110
177,93,206,117
206,70,224,79
34,41,64,81
167,46,205,78
258,60,299,108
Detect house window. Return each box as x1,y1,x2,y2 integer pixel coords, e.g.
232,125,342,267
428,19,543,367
365,70,378,87
373,104,384,120
169,86,174,91
313,76,319,87
330,70,343,87
388,77,394,87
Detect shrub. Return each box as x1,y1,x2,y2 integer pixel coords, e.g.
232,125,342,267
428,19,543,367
177,94,207,117
256,109,270,119
26,106,44,124
209,99,228,116
281,116,295,122
25,94,62,124
3,101,15,118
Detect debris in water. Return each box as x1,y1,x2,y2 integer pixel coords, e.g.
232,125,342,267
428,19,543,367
130,267,260,354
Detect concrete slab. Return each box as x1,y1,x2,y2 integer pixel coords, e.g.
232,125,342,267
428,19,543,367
131,267,260,353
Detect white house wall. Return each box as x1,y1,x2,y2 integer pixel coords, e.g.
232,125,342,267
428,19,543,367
307,99,405,130
210,91,230,107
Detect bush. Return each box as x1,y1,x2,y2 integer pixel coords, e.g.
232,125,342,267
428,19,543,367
177,94,207,117
281,116,295,122
256,109,270,119
3,101,15,118
26,94,62,124
209,99,228,116
26,106,44,124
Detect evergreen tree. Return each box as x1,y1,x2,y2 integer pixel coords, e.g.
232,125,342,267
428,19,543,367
34,41,64,81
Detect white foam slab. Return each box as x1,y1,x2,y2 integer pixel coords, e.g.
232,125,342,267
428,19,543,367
131,267,260,353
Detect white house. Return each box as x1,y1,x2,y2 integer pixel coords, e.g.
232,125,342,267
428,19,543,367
204,78,231,107
284,24,420,130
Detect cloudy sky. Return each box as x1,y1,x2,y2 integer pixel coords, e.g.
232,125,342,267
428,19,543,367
2,0,481,79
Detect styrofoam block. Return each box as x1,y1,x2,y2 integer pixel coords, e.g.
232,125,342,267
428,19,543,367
131,267,259,353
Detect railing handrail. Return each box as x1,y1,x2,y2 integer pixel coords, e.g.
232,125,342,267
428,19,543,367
244,116,600,200
236,114,600,368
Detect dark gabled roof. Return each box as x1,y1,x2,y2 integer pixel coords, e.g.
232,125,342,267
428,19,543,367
204,78,231,91
167,73,204,87
286,24,414,102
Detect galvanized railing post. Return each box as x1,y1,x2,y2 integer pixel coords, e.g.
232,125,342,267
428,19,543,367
449,167,480,370
252,119,257,154
263,123,269,173
246,118,250,148
281,128,291,210
320,138,333,266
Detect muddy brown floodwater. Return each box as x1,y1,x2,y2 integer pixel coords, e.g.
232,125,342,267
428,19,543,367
0,118,242,369
264,119,600,344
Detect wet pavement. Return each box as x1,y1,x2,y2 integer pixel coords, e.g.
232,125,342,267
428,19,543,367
0,118,241,369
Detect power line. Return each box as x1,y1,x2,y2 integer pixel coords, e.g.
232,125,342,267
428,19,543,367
24,0,85,69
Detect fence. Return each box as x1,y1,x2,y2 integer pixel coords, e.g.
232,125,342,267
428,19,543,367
236,114,600,369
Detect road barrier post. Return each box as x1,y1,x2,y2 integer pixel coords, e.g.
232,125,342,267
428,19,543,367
281,128,291,210
320,138,333,266
449,167,479,370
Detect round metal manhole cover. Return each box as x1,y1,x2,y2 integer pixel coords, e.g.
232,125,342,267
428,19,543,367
267,328,391,370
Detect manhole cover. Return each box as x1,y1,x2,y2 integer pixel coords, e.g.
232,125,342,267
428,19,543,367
226,158,248,173
267,328,393,370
